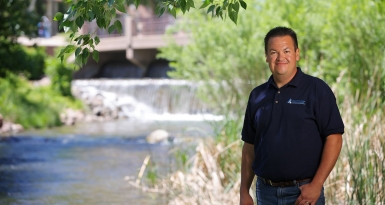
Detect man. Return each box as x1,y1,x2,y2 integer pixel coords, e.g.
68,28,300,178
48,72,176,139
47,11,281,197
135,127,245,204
240,27,344,205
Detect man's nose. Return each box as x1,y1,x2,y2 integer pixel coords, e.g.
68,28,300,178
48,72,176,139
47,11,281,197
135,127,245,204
276,53,283,60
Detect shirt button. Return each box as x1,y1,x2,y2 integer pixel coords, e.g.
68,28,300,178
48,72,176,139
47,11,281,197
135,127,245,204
276,101,278,103
278,91,280,94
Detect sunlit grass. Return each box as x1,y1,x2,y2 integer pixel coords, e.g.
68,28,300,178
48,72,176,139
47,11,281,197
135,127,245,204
129,90,385,204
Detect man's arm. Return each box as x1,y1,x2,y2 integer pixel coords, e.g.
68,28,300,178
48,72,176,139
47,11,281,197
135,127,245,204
240,142,255,205
295,134,343,205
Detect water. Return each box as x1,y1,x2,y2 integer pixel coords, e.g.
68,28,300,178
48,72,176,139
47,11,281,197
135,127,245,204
71,79,219,118
0,117,217,205
0,79,221,204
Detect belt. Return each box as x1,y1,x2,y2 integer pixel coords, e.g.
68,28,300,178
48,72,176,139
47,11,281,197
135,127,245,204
259,177,312,187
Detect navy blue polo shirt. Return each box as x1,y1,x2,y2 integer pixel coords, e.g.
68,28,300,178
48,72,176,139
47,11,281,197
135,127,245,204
241,68,344,181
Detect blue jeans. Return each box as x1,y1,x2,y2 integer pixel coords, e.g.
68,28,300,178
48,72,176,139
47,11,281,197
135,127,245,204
256,177,325,205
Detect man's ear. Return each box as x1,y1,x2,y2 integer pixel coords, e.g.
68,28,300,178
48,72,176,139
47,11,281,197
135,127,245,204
296,48,300,61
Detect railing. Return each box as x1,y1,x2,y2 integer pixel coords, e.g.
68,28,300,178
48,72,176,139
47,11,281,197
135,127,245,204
81,14,176,38
132,16,175,36
81,15,126,38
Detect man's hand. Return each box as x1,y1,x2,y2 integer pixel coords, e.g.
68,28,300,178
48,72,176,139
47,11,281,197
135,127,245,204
295,134,343,205
240,192,254,205
294,182,322,205
240,142,255,205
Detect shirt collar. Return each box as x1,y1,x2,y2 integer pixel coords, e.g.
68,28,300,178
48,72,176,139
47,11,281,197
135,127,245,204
268,67,303,88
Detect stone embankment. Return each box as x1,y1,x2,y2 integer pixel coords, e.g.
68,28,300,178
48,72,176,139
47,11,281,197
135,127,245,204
71,85,149,121
0,114,24,136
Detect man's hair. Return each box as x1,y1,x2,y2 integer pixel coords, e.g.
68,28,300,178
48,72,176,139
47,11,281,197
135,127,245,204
264,26,298,54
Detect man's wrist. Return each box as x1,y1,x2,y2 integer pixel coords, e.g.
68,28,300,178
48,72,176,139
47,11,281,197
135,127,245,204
240,187,251,195
309,179,324,189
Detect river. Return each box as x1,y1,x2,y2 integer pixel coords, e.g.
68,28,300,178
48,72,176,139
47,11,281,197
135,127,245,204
0,80,220,205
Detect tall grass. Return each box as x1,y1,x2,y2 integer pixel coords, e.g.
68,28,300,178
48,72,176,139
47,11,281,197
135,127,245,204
325,87,385,204
129,90,385,204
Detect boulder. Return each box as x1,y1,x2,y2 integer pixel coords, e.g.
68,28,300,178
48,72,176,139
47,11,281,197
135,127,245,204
146,129,170,144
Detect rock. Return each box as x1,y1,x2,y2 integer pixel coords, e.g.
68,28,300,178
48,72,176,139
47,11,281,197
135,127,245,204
0,121,24,135
11,124,23,132
146,129,170,144
60,108,85,126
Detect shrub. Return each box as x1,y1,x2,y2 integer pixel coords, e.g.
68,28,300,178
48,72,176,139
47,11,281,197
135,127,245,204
0,39,45,80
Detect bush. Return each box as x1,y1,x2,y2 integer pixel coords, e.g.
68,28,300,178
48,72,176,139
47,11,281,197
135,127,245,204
45,48,77,97
0,39,45,80
0,72,82,129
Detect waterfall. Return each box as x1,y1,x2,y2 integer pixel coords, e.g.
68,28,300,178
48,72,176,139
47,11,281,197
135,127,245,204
71,79,222,121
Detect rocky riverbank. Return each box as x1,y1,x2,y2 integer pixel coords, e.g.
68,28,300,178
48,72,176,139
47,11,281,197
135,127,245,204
0,114,24,136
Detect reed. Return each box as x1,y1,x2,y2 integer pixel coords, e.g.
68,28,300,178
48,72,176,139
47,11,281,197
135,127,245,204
324,94,385,204
129,91,384,205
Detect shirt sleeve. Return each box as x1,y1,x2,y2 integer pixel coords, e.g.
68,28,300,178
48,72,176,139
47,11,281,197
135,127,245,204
316,83,345,139
241,92,256,144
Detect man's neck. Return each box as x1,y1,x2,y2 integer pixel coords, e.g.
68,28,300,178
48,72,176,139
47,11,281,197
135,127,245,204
273,69,298,88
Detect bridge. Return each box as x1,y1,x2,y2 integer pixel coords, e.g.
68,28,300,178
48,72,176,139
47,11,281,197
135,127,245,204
19,5,190,79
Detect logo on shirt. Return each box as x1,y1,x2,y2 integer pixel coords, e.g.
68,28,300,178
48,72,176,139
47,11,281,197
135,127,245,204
287,98,306,105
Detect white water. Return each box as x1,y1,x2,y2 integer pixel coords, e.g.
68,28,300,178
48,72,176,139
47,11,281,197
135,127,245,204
72,79,223,121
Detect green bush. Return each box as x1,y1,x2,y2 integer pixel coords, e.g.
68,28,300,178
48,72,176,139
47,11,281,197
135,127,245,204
0,72,82,129
0,39,45,80
45,48,77,97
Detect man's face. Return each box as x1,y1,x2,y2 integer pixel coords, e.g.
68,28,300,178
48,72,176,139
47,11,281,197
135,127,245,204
265,35,300,78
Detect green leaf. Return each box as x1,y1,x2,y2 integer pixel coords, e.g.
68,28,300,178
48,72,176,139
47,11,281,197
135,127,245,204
82,36,90,46
134,0,140,8
157,7,166,17
200,0,211,9
75,16,85,29
187,0,195,8
114,20,123,34
88,11,95,21
92,50,99,63
181,0,187,14
170,6,177,18
57,48,66,58
223,0,229,7
108,0,115,7
115,3,126,13
108,25,116,34
96,18,106,28
89,38,94,46
228,9,238,24
61,20,72,27
64,45,76,53
239,0,247,9
54,12,64,21
94,36,101,45
110,8,116,19
232,2,239,12
70,21,79,33
93,7,101,17
207,5,215,14
82,48,90,65
215,6,221,15
75,47,82,57
75,54,83,65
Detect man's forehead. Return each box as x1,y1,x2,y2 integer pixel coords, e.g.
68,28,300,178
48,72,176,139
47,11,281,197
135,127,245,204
267,36,296,49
